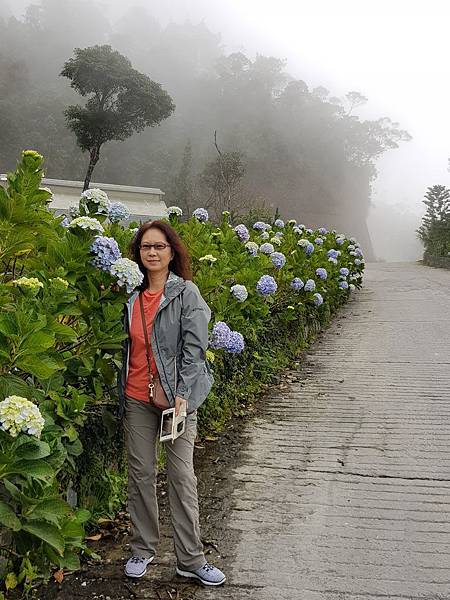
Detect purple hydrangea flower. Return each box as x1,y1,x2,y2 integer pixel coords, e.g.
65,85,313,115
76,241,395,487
234,224,250,243
275,231,283,238
270,252,286,269
274,219,285,228
305,243,315,256
327,249,339,260
313,293,324,306
253,221,270,231
291,277,304,291
210,321,232,349
193,207,209,222
260,243,275,254
336,237,345,245
108,201,130,223
339,280,349,289
339,267,350,276
316,267,328,280
91,236,122,272
318,227,328,235
304,279,316,292
256,275,277,296
314,237,324,245
230,284,248,302
225,331,245,354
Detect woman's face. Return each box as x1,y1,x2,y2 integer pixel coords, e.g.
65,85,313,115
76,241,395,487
139,227,174,278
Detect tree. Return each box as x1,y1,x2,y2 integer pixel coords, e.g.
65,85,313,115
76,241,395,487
417,185,450,257
61,45,175,190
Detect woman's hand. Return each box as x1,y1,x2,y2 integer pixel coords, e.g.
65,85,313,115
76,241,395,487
175,396,187,417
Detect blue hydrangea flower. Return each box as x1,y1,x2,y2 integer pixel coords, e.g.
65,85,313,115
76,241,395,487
313,293,324,306
336,237,345,245
234,224,250,243
210,321,232,349
259,231,270,240
224,330,245,354
318,227,328,235
270,252,286,269
305,243,315,256
275,231,283,238
110,258,144,293
245,241,259,256
108,201,130,223
193,207,209,222
316,267,327,280
274,219,285,228
260,243,275,254
230,284,248,302
91,236,122,271
355,247,364,257
314,237,324,245
304,279,316,292
60,216,70,227
339,267,350,276
291,277,304,291
339,280,349,289
327,249,339,260
253,221,270,231
256,275,277,296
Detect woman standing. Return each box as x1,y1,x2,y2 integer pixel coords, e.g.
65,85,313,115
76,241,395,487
118,221,225,586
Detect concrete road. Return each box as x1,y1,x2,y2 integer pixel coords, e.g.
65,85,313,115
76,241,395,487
203,263,450,600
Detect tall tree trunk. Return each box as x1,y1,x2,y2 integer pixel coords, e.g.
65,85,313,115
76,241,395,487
83,145,101,191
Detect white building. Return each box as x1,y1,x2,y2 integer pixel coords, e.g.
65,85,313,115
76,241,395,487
0,176,167,222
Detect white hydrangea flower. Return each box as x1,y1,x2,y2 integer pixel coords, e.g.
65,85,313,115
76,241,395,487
110,258,144,293
166,206,183,217
69,216,104,233
13,277,44,290
199,255,217,263
245,241,259,256
230,284,248,302
0,396,45,438
80,188,110,214
49,277,69,289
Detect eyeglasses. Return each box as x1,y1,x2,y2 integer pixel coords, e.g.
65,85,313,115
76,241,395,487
139,243,171,252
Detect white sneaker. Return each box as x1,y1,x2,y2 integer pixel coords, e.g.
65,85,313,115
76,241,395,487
125,555,154,578
176,562,226,586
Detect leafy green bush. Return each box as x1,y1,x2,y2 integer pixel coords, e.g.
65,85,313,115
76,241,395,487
0,151,364,592
417,185,450,258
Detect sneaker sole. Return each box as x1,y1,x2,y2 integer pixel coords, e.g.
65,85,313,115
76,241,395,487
125,556,154,578
176,567,226,586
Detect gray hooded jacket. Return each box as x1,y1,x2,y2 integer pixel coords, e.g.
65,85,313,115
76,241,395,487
118,271,214,416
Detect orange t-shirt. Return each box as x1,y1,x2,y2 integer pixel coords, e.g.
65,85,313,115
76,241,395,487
125,289,164,402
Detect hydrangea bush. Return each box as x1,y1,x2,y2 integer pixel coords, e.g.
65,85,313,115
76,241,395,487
0,151,364,589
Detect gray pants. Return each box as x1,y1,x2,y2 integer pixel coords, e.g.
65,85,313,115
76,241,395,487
124,397,205,570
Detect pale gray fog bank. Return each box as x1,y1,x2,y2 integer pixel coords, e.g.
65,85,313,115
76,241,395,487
2,0,449,261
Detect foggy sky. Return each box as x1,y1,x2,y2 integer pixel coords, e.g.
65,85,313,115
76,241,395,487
5,0,450,260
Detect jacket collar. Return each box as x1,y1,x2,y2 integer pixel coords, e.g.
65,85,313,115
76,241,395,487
128,270,185,308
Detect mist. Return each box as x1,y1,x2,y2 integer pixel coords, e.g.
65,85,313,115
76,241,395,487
2,0,449,261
